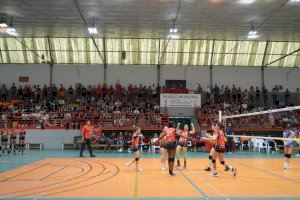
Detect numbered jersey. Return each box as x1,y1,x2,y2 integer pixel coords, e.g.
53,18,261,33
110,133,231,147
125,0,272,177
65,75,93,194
164,127,176,143
179,130,188,143
216,130,225,148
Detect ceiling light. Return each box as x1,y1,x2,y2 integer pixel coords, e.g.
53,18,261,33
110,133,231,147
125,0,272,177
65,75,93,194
5,17,18,36
88,18,98,35
247,24,259,39
169,28,178,33
239,0,255,4
0,17,8,28
88,27,98,34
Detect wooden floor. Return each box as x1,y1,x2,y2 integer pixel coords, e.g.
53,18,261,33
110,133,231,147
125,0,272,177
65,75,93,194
0,157,299,199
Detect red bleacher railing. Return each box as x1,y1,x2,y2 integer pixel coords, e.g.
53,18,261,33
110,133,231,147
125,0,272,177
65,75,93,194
0,112,169,131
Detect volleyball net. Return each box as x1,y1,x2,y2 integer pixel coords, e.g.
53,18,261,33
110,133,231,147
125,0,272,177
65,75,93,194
221,106,300,150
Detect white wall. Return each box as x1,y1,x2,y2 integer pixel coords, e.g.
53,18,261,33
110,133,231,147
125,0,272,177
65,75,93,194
161,66,210,90
106,65,157,86
264,68,300,91
1,64,300,91
212,66,261,89
53,64,104,86
0,64,50,86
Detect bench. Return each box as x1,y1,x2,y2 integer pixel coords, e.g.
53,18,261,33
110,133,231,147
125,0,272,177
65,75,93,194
110,144,123,150
62,143,75,150
92,144,108,151
26,143,43,150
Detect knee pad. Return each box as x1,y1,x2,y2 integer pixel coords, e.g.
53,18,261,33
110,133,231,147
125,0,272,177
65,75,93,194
168,158,175,163
135,157,140,161
220,161,225,165
285,154,291,159
209,155,212,160
212,159,216,163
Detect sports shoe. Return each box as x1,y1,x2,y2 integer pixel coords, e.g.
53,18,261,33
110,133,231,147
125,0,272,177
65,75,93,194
295,154,299,157
90,154,96,157
125,163,130,170
224,166,230,172
175,165,181,170
162,166,166,171
79,154,84,157
204,167,211,171
211,172,219,177
232,167,237,176
169,173,176,177
136,168,142,172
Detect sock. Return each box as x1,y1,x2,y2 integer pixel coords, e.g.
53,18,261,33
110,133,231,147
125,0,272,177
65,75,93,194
169,170,173,174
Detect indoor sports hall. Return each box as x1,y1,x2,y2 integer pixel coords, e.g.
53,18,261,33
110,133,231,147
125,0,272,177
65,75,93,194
0,0,300,200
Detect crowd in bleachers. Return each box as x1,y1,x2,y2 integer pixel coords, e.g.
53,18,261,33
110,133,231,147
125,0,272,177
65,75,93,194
197,84,300,115
196,84,300,129
0,82,165,129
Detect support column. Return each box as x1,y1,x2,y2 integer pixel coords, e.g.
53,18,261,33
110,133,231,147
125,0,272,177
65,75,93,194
261,41,269,89
209,40,215,88
157,64,161,86
261,67,265,89
103,37,107,82
104,63,107,81
49,63,53,85
47,37,54,85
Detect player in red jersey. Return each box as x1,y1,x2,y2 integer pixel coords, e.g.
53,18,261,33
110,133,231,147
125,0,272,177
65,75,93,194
9,125,18,155
203,121,237,177
175,123,195,169
126,126,143,172
155,122,194,176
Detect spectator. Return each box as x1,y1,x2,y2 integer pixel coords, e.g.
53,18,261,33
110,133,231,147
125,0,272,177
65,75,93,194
232,84,238,103
285,88,290,103
262,86,268,106
272,85,278,105
255,86,260,106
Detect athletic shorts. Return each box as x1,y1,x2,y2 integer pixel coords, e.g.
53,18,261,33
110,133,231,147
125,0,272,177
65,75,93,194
160,143,167,149
178,141,187,147
19,137,25,140
166,141,177,150
1,138,8,143
10,136,16,140
131,147,139,152
284,143,294,147
215,145,225,153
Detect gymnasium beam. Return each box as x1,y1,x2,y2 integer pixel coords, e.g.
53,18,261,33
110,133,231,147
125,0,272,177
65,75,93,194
103,37,107,81
261,41,269,90
209,39,215,88
47,37,54,85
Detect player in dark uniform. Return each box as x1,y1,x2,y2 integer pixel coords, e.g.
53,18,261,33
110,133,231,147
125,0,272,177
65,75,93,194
1,127,9,155
19,128,26,154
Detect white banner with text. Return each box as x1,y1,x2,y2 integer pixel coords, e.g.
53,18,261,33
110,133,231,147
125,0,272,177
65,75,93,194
160,94,201,108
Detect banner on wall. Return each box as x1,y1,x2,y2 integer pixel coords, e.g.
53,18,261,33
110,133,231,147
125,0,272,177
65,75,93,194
160,93,201,108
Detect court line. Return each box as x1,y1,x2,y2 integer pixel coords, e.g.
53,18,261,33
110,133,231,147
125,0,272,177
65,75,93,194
197,171,231,200
178,169,209,200
0,159,92,196
133,172,139,200
232,160,300,184
0,163,49,182
39,165,69,180
35,160,119,197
